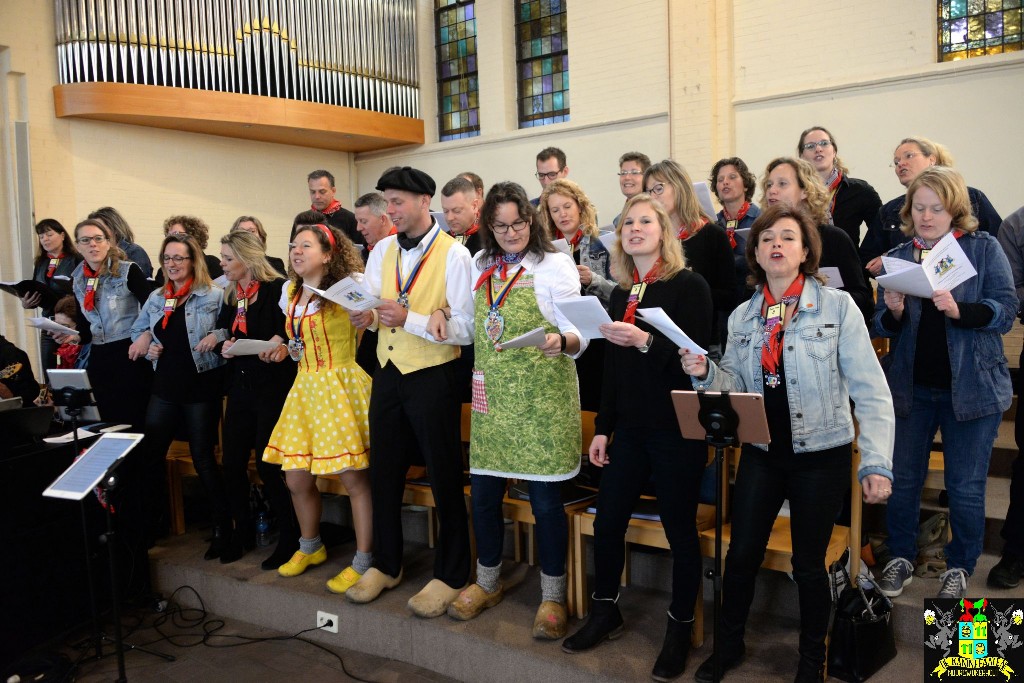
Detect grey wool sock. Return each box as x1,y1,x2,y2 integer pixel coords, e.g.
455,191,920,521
298,535,323,555
352,550,372,574
540,572,566,604
475,561,501,594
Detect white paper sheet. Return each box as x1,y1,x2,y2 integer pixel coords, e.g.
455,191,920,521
553,296,613,339
634,307,708,354
597,231,619,253
224,339,282,356
429,211,450,234
818,267,844,288
876,232,977,298
304,276,383,311
693,181,717,218
551,238,572,257
212,274,229,288
44,428,95,444
27,317,78,336
495,326,547,350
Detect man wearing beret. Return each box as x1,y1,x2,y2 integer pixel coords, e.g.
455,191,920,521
346,166,474,617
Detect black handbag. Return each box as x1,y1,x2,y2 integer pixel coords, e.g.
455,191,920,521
827,564,898,682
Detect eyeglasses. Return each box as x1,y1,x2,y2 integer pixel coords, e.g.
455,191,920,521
161,255,193,264
891,151,921,168
646,183,666,196
491,220,530,234
617,170,643,177
76,236,108,246
801,140,833,152
535,170,563,181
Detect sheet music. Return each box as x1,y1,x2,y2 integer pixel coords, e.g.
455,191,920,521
224,339,281,356
552,296,612,340
495,326,546,350
304,276,383,311
28,317,78,336
635,307,708,355
876,232,976,298
818,267,844,288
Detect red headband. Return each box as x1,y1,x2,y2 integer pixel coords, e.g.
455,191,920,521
311,223,336,250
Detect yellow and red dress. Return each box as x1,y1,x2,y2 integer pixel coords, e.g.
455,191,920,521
263,284,371,474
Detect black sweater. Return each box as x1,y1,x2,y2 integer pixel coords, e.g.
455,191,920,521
830,176,881,248
682,224,736,319
819,223,874,324
596,269,713,436
215,278,296,394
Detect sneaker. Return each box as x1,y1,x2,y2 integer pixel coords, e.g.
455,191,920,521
877,557,914,597
988,554,1024,589
938,568,968,599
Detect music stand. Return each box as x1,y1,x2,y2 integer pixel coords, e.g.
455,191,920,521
43,433,174,681
672,390,769,683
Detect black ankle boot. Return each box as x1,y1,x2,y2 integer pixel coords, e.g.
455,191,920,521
794,658,824,683
220,527,255,564
651,613,691,681
204,526,228,560
694,641,745,683
261,529,299,570
561,595,624,653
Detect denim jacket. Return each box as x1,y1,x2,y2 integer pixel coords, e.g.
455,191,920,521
692,276,894,481
72,261,143,345
872,231,1016,422
131,284,228,373
578,234,615,306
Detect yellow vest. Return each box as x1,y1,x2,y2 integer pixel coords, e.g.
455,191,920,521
377,232,458,374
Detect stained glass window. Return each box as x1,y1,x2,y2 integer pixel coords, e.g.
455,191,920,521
938,0,1023,61
435,0,480,141
516,0,569,128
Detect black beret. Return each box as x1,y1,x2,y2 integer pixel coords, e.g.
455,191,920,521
375,166,436,197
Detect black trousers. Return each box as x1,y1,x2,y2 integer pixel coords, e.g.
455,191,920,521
1005,347,1024,556
369,360,469,588
221,378,295,537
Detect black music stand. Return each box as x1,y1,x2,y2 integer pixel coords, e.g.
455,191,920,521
672,390,769,683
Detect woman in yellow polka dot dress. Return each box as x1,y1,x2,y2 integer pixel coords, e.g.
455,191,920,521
263,222,372,593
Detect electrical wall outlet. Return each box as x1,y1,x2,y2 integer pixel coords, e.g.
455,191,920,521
316,610,338,633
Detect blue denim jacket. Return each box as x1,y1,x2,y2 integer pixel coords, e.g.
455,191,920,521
72,261,143,345
872,231,1016,421
131,284,228,373
578,234,615,306
692,277,895,481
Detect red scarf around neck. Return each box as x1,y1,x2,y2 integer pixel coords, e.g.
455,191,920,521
368,226,398,252
161,278,193,329
622,259,662,325
82,263,100,312
721,203,751,249
318,199,343,215
761,274,805,378
232,280,260,334
678,218,708,241
555,229,584,250
46,253,66,278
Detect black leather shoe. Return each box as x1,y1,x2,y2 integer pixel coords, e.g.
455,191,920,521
561,595,624,653
988,554,1024,589
694,644,745,683
651,613,690,681
794,659,824,683
261,534,300,570
220,529,255,564
204,526,228,560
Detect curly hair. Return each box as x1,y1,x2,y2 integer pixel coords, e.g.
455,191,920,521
745,204,824,288
611,194,687,289
288,224,363,309
163,215,211,250
538,178,600,240
798,126,850,176
34,219,76,268
476,181,555,267
708,157,757,203
760,157,830,226
74,218,127,277
899,167,978,236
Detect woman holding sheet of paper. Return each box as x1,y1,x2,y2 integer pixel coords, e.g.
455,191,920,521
261,223,374,596
680,204,894,683
444,181,584,639
561,194,712,681
129,233,228,559
215,230,297,565
22,219,81,368
873,167,1015,602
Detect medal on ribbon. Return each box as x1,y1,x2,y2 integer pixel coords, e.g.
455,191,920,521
395,230,440,309
286,288,309,362
287,338,304,361
484,266,526,344
485,310,504,343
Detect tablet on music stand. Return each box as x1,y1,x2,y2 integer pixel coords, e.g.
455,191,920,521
42,433,143,500
47,368,101,422
671,390,771,444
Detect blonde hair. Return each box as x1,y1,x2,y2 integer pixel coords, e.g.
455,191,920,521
74,218,127,277
220,231,282,304
538,179,600,240
642,159,711,227
160,233,213,290
760,157,830,226
897,136,954,167
899,167,978,236
611,194,687,288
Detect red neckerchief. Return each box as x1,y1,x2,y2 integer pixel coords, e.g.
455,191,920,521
318,199,343,215
455,223,480,238
82,263,100,312
232,280,260,335
721,203,750,249
760,274,805,378
474,253,525,290
161,278,193,329
56,341,80,368
555,229,584,251
913,230,964,253
46,253,66,278
368,226,398,252
622,259,662,325
678,218,708,241
826,171,843,216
